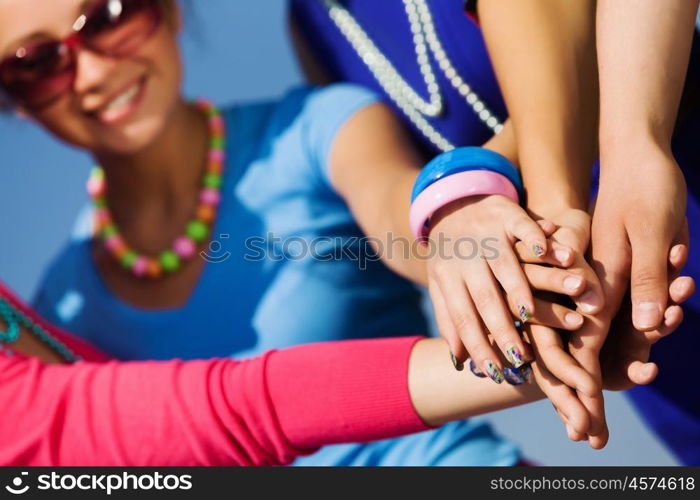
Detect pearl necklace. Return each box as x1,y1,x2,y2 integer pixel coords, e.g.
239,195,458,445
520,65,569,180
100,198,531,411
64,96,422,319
323,0,503,152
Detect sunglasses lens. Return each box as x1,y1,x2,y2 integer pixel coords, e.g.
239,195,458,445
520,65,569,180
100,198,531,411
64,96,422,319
1,43,74,108
0,0,160,109
83,0,160,56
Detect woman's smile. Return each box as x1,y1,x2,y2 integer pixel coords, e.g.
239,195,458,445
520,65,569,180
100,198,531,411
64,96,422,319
87,74,148,125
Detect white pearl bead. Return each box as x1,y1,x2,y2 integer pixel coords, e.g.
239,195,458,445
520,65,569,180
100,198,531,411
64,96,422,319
324,0,502,151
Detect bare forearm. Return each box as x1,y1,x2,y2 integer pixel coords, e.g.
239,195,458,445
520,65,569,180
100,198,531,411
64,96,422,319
408,338,543,427
478,0,598,216
598,0,698,156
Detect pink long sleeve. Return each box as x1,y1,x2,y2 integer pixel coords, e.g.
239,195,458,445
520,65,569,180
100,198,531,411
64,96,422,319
0,337,427,466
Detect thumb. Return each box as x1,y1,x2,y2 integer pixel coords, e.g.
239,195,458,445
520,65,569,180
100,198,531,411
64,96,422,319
629,234,669,331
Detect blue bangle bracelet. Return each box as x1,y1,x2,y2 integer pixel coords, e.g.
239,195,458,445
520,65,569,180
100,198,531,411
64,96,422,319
411,147,524,203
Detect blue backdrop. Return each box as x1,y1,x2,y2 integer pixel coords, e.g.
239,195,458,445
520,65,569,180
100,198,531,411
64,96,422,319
0,0,682,466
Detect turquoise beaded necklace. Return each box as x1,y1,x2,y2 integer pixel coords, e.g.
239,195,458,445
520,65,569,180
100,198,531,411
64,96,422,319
0,298,80,362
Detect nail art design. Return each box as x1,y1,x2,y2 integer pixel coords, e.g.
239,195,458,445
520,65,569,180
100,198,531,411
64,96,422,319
518,305,532,323
532,243,545,257
484,361,504,384
450,351,464,371
503,364,532,385
506,345,525,368
469,359,486,378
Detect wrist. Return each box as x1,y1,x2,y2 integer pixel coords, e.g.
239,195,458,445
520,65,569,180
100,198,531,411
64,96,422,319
599,125,673,166
526,190,589,219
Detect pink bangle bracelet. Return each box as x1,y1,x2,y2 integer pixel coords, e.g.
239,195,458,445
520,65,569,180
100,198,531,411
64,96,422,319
409,170,519,244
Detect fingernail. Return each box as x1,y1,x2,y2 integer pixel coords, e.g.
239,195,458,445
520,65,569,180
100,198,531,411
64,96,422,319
565,311,584,327
563,275,583,292
505,345,525,368
518,304,532,323
634,301,663,329
554,248,571,262
503,364,532,385
450,350,464,371
578,290,600,313
483,360,504,384
532,243,545,258
469,359,486,378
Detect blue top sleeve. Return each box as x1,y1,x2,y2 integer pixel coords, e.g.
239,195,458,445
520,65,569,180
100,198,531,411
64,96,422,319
301,83,381,188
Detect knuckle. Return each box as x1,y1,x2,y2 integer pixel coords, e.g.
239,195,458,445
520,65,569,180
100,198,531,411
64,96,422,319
451,310,474,334
632,270,662,291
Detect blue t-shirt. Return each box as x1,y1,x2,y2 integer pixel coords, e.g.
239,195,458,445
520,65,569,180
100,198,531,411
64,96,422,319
33,84,519,466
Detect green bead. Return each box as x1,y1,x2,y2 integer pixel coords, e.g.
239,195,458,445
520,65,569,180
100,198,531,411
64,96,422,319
186,220,209,242
160,250,181,273
93,197,108,209
101,224,118,238
91,166,104,179
120,251,138,269
210,136,225,150
203,172,222,189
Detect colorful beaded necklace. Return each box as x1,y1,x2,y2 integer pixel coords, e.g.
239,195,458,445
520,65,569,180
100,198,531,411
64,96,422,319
87,100,225,279
0,297,80,362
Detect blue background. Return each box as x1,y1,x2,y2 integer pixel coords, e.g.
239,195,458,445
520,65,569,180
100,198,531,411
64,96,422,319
1,0,694,466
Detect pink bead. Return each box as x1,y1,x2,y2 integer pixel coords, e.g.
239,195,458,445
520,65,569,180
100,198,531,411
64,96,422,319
87,176,105,198
94,208,110,226
132,256,149,277
210,115,224,128
199,188,221,206
105,235,124,252
173,236,197,259
208,149,224,163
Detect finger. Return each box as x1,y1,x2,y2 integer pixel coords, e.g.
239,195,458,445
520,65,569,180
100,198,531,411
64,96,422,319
428,280,466,370
464,263,530,371
643,304,683,344
669,276,695,304
556,408,587,442
506,214,548,259
530,297,585,331
437,273,504,383
487,241,536,326
590,219,631,321
537,219,557,237
629,233,670,331
625,360,659,385
523,264,587,296
572,259,606,316
528,324,597,396
528,355,591,437
669,244,688,279
568,345,608,449
515,240,574,267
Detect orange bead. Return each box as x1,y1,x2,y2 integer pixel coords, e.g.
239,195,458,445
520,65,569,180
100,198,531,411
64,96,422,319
113,244,129,260
146,260,163,279
196,204,216,224
206,161,224,175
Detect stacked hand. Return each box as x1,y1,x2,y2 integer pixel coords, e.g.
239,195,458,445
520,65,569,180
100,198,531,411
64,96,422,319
429,170,694,447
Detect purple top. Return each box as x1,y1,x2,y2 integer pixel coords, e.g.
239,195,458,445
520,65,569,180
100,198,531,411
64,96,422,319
289,0,507,154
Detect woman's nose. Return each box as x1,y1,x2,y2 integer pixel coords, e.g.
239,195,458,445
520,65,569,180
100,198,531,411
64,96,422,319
72,48,118,96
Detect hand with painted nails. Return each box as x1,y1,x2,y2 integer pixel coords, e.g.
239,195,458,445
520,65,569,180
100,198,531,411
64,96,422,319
426,193,584,383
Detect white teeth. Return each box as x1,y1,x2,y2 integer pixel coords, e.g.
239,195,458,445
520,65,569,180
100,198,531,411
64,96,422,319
104,83,140,111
